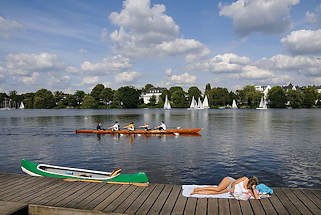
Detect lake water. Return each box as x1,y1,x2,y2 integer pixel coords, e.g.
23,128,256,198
0,109,320,188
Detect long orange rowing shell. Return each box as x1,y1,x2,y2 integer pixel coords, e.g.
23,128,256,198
75,128,202,135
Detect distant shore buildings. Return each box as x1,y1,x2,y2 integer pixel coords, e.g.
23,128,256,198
141,87,166,104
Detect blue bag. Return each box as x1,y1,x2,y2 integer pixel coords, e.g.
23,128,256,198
256,184,273,194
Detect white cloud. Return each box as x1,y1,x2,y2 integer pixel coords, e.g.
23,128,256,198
66,66,79,74
256,55,321,76
79,48,88,55
81,76,99,85
219,0,299,36
239,65,274,79
81,55,132,74
6,53,65,76
281,29,321,55
165,68,172,76
168,72,196,84
17,72,40,84
0,16,24,38
188,53,251,73
115,71,141,83
305,4,321,26
109,0,209,60
312,77,321,85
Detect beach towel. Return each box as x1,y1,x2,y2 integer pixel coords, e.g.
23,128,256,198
182,185,269,200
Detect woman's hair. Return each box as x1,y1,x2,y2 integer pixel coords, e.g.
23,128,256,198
247,176,259,190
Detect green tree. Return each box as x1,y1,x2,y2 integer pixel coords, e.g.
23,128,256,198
237,85,262,107
90,84,104,103
169,86,183,95
22,93,35,109
74,90,85,106
142,84,154,93
267,86,286,108
114,86,140,108
34,89,55,108
188,86,202,101
65,94,77,107
54,91,65,105
208,87,230,107
205,83,211,95
81,95,97,108
303,86,318,108
286,89,303,108
149,95,156,106
160,89,170,103
171,89,187,107
100,88,114,105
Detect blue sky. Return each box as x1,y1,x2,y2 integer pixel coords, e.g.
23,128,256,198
1,0,321,93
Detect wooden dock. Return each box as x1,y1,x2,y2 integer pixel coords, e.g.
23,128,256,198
0,173,320,214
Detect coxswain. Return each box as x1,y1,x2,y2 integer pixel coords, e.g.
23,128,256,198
96,122,104,131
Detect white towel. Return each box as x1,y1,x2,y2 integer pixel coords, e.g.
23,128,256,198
182,185,234,198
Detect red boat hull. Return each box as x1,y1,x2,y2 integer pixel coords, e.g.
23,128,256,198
75,128,202,135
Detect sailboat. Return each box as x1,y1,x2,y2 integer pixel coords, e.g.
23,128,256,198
203,96,209,109
19,102,25,109
197,97,204,109
188,96,197,110
163,95,171,110
256,97,267,110
232,99,238,109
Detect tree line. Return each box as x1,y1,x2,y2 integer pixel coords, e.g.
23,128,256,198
0,83,320,109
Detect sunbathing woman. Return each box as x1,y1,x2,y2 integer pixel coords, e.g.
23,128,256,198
191,176,259,199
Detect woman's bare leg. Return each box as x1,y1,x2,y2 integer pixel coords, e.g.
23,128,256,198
191,189,228,195
192,177,232,193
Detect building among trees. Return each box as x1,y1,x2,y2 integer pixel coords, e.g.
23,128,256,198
141,87,166,104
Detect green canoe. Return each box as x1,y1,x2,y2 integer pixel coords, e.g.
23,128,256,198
21,159,149,184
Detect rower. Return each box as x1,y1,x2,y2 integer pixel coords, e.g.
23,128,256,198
96,122,104,131
156,121,167,130
124,122,135,131
109,121,120,131
139,123,150,131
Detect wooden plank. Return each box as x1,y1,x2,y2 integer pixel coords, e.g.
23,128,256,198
1,177,56,201
0,174,21,185
301,189,321,210
0,200,28,215
102,185,137,212
93,185,130,211
291,189,321,214
135,184,165,215
249,199,265,215
207,198,218,215
229,199,242,215
64,183,105,209
260,198,277,215
112,186,146,214
58,183,101,208
218,199,230,215
82,184,121,210
73,183,114,210
5,179,60,202
183,198,197,215
171,189,188,215
0,175,41,195
159,185,181,215
13,180,64,202
239,200,254,215
44,182,91,206
311,190,321,201
124,184,158,214
34,181,77,205
195,198,207,215
27,181,73,204
147,184,173,215
282,188,313,215
274,188,300,215
267,193,289,215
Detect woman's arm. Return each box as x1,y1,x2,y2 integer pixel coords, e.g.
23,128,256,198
251,186,259,199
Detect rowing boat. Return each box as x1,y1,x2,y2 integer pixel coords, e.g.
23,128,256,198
21,159,149,185
75,128,202,135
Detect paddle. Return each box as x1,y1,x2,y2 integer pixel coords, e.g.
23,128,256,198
63,178,149,186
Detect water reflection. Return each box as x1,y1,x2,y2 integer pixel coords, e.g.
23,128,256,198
0,109,320,188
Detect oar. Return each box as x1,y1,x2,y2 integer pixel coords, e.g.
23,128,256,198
63,178,149,186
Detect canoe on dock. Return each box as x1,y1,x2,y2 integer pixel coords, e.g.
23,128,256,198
21,159,149,186
75,128,202,135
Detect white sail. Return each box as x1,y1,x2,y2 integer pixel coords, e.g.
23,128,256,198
197,97,204,109
257,97,267,109
19,102,25,109
203,96,209,109
164,95,171,109
232,99,238,109
190,96,196,109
